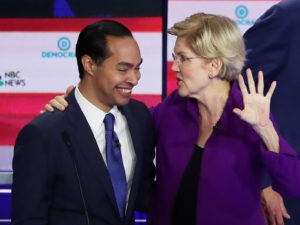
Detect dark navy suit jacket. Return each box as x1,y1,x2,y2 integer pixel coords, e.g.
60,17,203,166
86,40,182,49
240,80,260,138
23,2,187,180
243,0,300,223
12,90,156,225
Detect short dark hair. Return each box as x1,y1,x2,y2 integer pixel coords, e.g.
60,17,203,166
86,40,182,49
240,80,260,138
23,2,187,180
76,20,133,79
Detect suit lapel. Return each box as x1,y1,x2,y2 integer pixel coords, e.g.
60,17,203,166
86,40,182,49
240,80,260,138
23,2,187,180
65,90,120,215
118,105,142,222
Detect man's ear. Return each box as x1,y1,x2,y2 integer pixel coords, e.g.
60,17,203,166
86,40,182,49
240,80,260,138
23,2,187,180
82,55,96,76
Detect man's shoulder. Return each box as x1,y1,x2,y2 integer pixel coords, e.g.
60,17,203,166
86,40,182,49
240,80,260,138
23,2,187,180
280,0,300,11
31,89,79,129
271,0,300,19
29,108,69,130
15,109,71,145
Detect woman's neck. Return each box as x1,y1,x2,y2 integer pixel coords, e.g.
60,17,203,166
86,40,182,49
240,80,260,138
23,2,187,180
197,81,231,126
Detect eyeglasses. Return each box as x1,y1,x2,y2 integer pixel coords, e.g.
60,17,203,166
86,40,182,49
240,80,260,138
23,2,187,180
172,52,203,65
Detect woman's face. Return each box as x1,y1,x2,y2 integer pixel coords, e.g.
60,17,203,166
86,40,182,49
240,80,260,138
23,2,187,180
172,36,212,98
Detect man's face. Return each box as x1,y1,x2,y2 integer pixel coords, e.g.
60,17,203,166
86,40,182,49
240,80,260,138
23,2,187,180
91,36,142,112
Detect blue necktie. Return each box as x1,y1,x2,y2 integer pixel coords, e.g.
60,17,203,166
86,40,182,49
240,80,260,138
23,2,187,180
104,113,127,218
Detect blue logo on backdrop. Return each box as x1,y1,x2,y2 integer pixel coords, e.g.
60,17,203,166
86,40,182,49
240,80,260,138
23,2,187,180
42,37,75,58
57,37,71,51
234,5,255,26
235,5,248,19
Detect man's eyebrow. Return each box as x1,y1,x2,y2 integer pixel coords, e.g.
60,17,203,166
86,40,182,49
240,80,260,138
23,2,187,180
117,58,143,68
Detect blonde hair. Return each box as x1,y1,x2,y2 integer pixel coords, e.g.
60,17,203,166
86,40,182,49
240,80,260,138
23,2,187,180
168,12,245,81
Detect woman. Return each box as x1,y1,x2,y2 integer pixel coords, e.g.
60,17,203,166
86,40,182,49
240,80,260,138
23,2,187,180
45,13,300,225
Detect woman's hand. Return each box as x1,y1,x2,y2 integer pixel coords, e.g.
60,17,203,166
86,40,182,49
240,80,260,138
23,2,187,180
233,68,279,152
233,68,276,129
261,186,290,225
44,85,74,112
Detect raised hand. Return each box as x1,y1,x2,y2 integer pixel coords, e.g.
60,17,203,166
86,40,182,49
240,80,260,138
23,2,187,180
233,68,276,129
233,68,279,152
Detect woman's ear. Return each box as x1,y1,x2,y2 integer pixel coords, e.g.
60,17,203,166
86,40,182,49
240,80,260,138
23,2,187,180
210,57,223,77
82,55,96,76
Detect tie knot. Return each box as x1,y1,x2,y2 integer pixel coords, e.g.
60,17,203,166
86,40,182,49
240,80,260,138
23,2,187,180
104,113,115,132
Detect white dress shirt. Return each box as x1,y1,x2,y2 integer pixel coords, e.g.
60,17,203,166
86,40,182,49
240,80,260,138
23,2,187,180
75,87,136,207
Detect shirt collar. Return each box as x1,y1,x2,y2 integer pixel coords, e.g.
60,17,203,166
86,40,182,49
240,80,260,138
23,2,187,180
74,87,119,132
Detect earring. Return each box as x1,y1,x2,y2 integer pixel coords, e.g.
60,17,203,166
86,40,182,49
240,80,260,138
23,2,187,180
208,71,213,79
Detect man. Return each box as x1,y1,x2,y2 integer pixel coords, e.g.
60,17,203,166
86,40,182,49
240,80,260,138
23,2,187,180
243,0,300,224
11,20,156,225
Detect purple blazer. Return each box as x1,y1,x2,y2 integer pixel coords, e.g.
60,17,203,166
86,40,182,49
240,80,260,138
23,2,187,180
148,83,300,225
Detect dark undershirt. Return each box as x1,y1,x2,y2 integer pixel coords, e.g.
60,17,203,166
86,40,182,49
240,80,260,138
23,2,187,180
171,145,204,225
